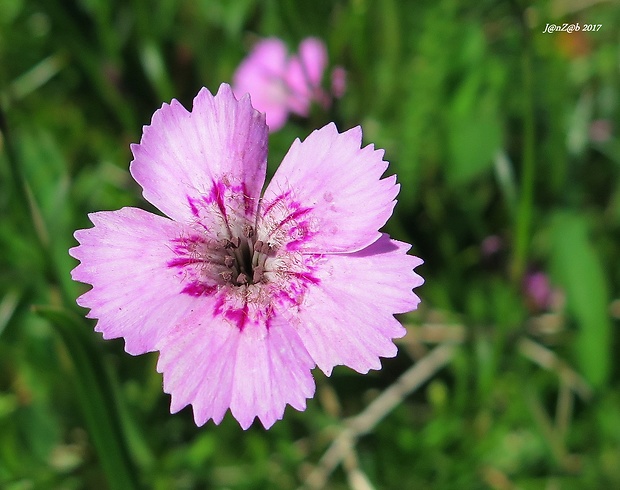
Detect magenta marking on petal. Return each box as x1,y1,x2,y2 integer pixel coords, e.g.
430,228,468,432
292,271,320,285
167,235,208,268
226,303,249,332
187,196,200,217
171,234,205,250
208,180,228,220
275,205,312,230
285,223,318,251
167,257,204,268
266,198,316,250
181,282,217,297
213,296,250,332
204,179,255,219
262,190,291,216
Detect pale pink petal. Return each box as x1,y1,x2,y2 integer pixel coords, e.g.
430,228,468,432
70,208,201,354
285,38,328,115
283,234,423,375
260,123,399,253
130,84,268,224
233,38,291,132
230,315,316,428
156,307,315,429
263,101,289,132
298,38,328,87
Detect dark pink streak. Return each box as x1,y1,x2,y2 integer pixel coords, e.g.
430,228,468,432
225,303,249,332
214,296,250,332
187,196,200,217
208,180,228,220
267,198,315,250
168,234,207,268
292,271,320,285
170,234,205,252
206,179,254,220
285,222,318,251
168,235,217,297
274,206,312,231
182,282,217,297
167,257,204,268
261,191,291,216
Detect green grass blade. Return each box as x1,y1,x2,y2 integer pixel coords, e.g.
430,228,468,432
34,306,141,489
550,211,611,388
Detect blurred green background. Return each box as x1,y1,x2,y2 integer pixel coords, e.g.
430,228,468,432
1,0,620,488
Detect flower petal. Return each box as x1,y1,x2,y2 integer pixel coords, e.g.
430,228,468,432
283,234,423,375
260,123,399,253
130,84,268,224
232,38,290,132
69,207,200,355
156,307,316,429
285,38,329,115
297,38,328,87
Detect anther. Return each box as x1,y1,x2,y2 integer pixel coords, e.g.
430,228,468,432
254,240,264,254
224,236,240,249
224,256,235,268
243,224,254,238
237,273,248,285
253,266,265,284
220,270,233,282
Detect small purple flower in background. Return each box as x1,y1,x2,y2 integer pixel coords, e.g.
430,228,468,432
523,270,561,312
233,37,345,132
330,65,347,99
70,84,422,429
481,235,503,259
589,119,612,143
480,234,504,271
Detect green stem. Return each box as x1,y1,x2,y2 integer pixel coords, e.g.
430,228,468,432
511,29,535,284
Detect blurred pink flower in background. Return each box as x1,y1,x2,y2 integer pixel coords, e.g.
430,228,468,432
233,37,345,131
523,270,561,312
330,65,347,99
589,119,612,143
481,235,503,258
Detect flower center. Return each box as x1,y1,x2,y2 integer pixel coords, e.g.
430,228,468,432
220,225,271,286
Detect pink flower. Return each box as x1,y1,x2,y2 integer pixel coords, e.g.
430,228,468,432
70,84,423,429
330,65,347,99
589,119,612,143
523,271,560,311
233,37,343,132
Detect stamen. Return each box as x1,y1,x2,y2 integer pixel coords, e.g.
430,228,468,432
253,266,265,283
199,229,274,287
243,224,254,238
251,240,263,268
258,243,271,268
224,236,240,249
